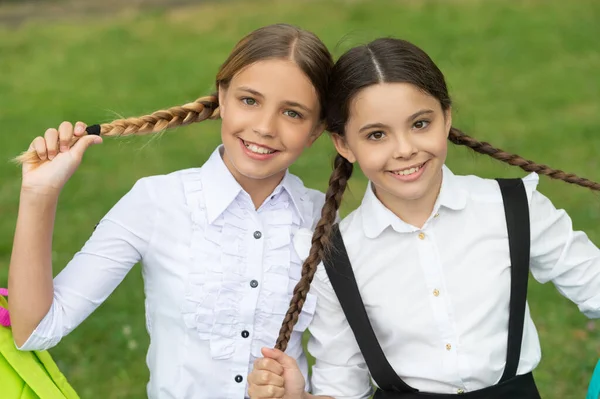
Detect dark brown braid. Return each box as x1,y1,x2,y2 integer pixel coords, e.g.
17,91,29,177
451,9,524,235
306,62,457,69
275,154,353,352
449,127,600,191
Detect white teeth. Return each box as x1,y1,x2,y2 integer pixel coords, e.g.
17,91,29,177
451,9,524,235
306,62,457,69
394,165,421,176
245,142,275,154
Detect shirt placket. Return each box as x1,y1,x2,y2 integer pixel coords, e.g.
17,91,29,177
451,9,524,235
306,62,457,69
231,203,266,396
415,227,467,393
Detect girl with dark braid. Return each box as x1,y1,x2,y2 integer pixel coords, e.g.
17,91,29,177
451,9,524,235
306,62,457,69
248,37,600,399
7,24,334,398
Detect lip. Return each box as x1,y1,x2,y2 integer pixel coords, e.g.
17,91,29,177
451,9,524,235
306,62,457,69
387,160,429,182
389,161,427,174
241,139,278,152
239,138,280,161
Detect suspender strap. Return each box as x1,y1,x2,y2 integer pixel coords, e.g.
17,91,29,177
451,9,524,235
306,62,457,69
323,224,415,393
495,178,531,383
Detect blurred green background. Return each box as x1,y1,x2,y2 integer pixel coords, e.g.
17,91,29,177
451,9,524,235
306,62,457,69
0,0,599,398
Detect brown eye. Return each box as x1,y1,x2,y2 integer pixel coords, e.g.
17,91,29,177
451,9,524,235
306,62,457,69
413,120,430,129
367,131,385,140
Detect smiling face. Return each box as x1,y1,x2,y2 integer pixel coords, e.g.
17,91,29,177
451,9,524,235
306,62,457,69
333,82,451,212
218,58,323,189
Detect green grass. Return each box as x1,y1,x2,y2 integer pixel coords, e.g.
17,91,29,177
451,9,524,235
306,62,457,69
0,0,599,397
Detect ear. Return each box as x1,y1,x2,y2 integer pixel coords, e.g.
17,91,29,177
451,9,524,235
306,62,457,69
305,121,326,148
444,107,453,137
331,133,356,163
218,85,227,119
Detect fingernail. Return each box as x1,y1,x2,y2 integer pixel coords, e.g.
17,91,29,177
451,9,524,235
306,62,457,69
75,125,83,134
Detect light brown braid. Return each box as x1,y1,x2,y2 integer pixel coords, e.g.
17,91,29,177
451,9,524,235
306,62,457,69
275,154,353,352
449,127,600,191
15,95,219,166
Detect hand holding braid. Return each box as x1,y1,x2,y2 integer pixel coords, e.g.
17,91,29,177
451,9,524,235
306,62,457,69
15,95,219,167
275,154,353,352
449,127,600,191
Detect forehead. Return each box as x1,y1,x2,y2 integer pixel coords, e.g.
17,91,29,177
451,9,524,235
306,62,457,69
349,82,442,123
230,59,319,104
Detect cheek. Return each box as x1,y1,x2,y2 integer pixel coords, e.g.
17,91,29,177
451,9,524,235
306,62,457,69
433,135,449,158
356,149,386,171
420,130,448,158
221,105,249,134
279,122,315,148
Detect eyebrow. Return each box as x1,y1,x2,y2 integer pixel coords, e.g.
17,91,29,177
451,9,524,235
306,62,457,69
236,86,313,114
358,109,435,133
237,86,263,98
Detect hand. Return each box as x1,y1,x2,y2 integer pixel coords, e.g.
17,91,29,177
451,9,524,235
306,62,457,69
21,121,102,195
248,347,306,399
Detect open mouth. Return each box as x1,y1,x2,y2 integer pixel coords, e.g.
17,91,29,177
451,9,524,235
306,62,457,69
242,139,277,155
390,160,428,176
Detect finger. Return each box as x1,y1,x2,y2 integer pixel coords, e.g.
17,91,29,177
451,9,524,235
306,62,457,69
247,383,285,399
74,121,87,137
58,121,74,153
258,370,284,387
70,134,102,160
31,136,48,161
248,369,284,387
261,347,299,370
43,128,59,160
253,357,284,376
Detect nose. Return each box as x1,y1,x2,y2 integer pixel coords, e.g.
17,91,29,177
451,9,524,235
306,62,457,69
253,109,277,138
392,133,418,159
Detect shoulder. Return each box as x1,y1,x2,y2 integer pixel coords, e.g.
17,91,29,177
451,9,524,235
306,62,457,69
453,171,540,205
287,173,325,203
286,173,326,226
119,167,210,213
338,207,365,245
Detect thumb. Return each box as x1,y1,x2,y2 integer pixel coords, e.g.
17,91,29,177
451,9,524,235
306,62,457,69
70,135,103,159
261,347,299,370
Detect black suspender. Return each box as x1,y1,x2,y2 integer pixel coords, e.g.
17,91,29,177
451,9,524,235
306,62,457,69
495,178,531,382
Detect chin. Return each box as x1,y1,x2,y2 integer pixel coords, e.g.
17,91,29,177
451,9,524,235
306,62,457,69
237,165,284,181
375,181,428,203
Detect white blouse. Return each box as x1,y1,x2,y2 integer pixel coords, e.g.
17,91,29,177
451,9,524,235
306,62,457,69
294,166,600,398
19,146,325,399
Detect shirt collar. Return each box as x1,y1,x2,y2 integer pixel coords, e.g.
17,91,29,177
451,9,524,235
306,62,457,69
361,165,467,238
200,146,306,224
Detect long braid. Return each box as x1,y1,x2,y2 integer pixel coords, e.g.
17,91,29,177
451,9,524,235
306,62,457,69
275,154,353,352
15,95,219,166
449,127,600,191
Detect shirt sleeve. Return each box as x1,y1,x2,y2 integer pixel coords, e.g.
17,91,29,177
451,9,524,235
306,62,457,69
526,175,600,318
307,265,373,399
293,228,372,399
18,178,157,350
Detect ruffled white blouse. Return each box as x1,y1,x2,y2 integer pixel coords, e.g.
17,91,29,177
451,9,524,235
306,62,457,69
19,145,325,399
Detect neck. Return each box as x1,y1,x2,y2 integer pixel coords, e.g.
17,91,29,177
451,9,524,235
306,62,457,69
241,173,285,209
221,152,285,210
375,168,443,229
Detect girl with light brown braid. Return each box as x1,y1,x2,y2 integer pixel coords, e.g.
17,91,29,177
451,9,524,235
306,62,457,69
8,24,334,398
248,37,600,399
